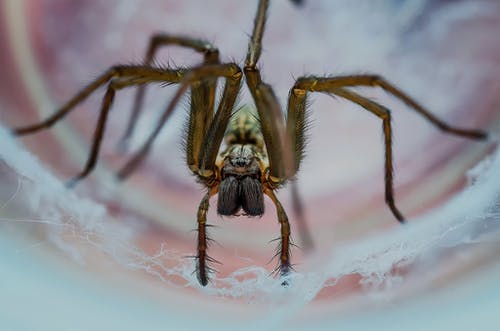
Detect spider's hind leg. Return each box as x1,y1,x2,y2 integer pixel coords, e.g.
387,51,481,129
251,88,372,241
243,0,298,282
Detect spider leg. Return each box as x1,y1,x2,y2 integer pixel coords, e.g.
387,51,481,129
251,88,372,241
248,78,292,180
288,75,488,222
265,189,292,279
12,65,188,185
196,188,217,286
294,75,488,140
12,66,187,136
245,0,268,71
64,62,239,286
288,83,406,222
333,88,404,222
118,69,242,287
244,0,296,280
117,63,242,181
193,65,242,286
68,72,191,186
245,0,297,182
12,70,116,135
196,69,242,177
245,69,298,279
66,80,117,186
121,34,220,148
245,80,297,283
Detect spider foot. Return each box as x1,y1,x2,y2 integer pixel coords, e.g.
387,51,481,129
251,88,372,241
65,176,84,189
280,263,293,287
186,253,219,287
270,259,293,287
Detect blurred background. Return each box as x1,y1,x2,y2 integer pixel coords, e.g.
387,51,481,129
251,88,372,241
0,0,499,330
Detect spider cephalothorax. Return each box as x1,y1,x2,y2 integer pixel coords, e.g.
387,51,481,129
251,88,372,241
12,0,488,286
217,108,268,217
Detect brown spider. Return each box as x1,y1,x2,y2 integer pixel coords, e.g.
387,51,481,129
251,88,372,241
12,0,488,286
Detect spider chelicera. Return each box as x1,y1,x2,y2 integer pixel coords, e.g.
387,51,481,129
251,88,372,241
12,0,488,286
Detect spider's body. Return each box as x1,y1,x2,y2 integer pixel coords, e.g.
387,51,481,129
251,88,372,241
12,0,488,286
216,108,268,217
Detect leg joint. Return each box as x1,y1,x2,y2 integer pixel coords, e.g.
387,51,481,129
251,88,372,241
380,109,391,121
369,74,383,84
204,47,219,60
293,77,316,91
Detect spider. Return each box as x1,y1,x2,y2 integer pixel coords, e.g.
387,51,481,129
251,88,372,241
11,0,488,286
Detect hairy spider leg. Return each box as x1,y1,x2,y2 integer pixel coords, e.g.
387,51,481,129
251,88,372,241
287,76,489,222
117,63,242,181
196,188,217,286
12,65,187,185
244,0,296,279
121,35,220,149
14,60,242,286
292,75,488,141
114,63,242,286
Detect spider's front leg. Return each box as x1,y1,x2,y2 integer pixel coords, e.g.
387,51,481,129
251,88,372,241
244,0,297,280
189,64,242,286
187,64,242,286
287,75,489,223
115,63,242,286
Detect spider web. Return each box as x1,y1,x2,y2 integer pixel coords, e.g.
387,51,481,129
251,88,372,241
1,120,499,329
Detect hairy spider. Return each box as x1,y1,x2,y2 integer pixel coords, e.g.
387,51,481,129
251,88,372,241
12,0,488,286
